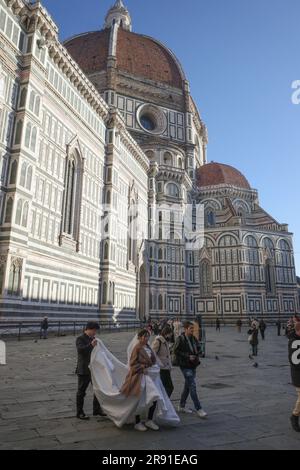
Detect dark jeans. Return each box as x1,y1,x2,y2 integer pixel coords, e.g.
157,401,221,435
251,344,258,356
76,374,102,416
180,367,201,411
277,327,281,336
41,328,48,339
260,330,265,340
136,401,157,424
160,369,174,398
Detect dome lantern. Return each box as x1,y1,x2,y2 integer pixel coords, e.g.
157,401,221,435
104,0,132,31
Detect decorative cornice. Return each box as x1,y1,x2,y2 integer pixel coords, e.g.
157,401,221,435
197,184,258,201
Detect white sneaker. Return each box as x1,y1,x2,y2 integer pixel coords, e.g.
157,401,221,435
178,406,193,414
134,422,148,432
145,420,159,431
196,409,208,419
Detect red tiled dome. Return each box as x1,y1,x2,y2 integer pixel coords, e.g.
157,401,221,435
196,163,251,190
64,28,184,89
64,30,110,75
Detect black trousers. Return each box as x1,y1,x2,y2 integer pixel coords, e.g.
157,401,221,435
160,369,174,398
136,401,157,424
76,374,102,416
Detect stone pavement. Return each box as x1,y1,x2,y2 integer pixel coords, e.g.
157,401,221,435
0,326,299,450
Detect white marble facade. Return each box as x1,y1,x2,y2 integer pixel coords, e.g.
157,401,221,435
0,0,298,322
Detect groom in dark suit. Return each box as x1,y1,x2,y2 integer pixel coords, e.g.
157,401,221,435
76,321,106,420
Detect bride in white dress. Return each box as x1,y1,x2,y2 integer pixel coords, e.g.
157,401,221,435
90,328,180,431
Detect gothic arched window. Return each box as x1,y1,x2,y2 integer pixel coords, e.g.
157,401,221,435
265,259,276,295
19,88,27,108
35,96,40,116
22,202,29,227
245,235,259,281
20,162,27,187
200,259,212,297
263,237,274,252
25,122,32,148
163,152,172,165
8,258,22,296
30,127,37,152
61,149,84,248
158,294,163,311
29,91,35,111
149,292,153,310
279,239,291,267
15,199,23,225
26,166,33,190
5,198,13,223
9,160,17,185
14,120,23,145
205,210,216,227
104,242,109,260
167,183,179,198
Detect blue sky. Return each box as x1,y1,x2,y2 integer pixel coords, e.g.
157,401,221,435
42,0,300,274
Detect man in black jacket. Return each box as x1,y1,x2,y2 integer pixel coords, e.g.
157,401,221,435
288,321,300,432
40,317,49,339
76,321,105,420
173,321,207,419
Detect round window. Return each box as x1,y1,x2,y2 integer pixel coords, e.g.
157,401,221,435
140,114,156,131
137,104,167,135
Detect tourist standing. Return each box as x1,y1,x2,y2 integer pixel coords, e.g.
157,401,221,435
173,321,207,418
276,319,281,336
40,317,49,339
288,322,300,432
259,319,267,340
75,322,105,420
248,323,259,357
216,318,221,332
152,325,174,397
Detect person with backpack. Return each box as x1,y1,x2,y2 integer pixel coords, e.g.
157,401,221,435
259,319,267,340
173,321,207,418
152,325,174,397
